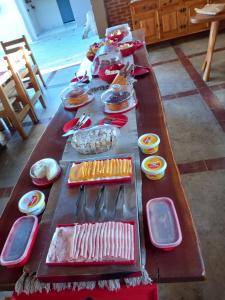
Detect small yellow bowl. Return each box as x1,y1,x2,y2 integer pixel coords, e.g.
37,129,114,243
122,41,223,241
138,133,160,154
141,156,167,180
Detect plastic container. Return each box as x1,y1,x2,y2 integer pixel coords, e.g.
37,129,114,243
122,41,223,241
141,156,167,180
60,82,94,111
0,216,38,267
101,84,133,112
138,133,160,154
146,197,182,251
71,125,119,155
18,190,45,216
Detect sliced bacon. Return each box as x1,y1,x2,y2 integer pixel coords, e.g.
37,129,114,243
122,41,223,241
47,222,135,263
114,222,119,258
94,222,101,260
76,224,86,259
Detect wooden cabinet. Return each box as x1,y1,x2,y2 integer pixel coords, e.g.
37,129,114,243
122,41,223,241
132,10,160,43
159,8,179,39
130,0,209,44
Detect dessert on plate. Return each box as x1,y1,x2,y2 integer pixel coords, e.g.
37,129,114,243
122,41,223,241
101,84,133,111
60,83,93,108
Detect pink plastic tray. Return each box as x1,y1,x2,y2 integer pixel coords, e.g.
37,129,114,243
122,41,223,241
0,215,39,268
68,156,133,187
146,197,182,251
46,221,137,266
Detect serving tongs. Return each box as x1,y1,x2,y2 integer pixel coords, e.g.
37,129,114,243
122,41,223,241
62,113,90,137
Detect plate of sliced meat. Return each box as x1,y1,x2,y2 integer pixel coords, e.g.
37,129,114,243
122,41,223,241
46,221,136,266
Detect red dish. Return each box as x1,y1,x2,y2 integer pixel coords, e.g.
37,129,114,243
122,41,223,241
98,64,125,83
119,42,136,57
107,31,126,42
46,221,136,266
63,117,91,133
133,40,145,49
98,114,128,128
131,66,150,78
70,75,89,84
32,168,61,188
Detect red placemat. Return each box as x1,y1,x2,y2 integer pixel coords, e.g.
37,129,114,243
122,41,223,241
98,114,128,128
63,117,92,133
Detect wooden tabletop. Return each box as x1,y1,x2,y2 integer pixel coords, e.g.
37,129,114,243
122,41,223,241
0,30,205,291
191,11,225,24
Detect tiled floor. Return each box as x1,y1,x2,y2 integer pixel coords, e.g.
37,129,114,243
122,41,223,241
148,31,225,300
30,22,98,71
0,30,225,299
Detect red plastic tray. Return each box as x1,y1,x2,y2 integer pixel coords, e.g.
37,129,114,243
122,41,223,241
68,157,133,187
0,216,39,268
46,221,136,267
146,197,182,251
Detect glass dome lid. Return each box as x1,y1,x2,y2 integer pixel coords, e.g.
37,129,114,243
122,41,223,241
101,84,133,104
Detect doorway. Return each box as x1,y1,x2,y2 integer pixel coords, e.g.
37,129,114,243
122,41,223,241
56,0,75,24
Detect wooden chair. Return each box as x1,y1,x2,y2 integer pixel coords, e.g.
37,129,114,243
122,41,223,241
0,74,38,140
5,47,46,110
1,35,46,87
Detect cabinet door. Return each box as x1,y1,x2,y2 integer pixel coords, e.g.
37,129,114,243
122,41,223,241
132,11,160,44
159,8,179,39
187,0,208,32
177,7,188,33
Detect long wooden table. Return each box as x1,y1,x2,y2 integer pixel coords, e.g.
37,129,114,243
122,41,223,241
0,30,205,291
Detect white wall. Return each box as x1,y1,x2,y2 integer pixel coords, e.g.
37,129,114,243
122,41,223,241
69,0,92,26
15,0,39,40
0,0,31,42
91,0,108,38
32,0,63,32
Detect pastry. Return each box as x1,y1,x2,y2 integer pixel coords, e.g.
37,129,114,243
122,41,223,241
69,158,132,182
111,74,128,86
67,89,88,105
71,125,119,154
106,90,130,111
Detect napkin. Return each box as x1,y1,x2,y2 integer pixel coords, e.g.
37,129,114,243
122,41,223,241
195,4,225,15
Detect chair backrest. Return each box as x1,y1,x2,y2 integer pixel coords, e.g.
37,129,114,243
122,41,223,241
1,35,36,67
1,35,30,54
4,49,32,103
0,76,18,113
